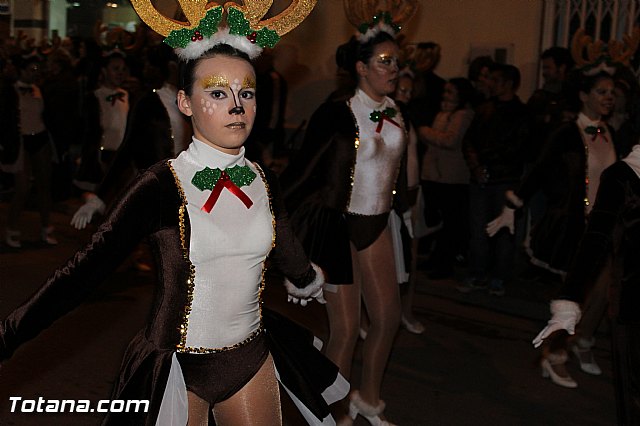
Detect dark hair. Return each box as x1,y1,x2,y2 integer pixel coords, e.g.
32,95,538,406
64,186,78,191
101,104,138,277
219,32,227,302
467,55,494,82
561,69,614,113
12,54,41,71
447,77,474,110
47,49,73,73
491,63,521,91
178,43,253,96
577,70,614,95
541,46,574,70
100,50,126,69
146,44,176,82
335,31,397,83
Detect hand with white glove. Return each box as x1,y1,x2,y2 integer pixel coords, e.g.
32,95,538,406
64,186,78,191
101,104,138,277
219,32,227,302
71,194,106,230
284,263,326,306
486,206,515,237
287,286,326,306
486,190,523,237
532,300,581,348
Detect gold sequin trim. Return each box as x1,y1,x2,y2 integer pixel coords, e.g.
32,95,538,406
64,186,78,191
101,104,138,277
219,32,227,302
168,161,197,353
255,163,275,328
582,135,591,215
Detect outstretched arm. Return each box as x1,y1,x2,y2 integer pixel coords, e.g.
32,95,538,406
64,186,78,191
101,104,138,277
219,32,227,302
0,168,166,361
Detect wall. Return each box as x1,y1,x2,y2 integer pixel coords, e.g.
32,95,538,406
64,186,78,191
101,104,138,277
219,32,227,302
12,0,46,40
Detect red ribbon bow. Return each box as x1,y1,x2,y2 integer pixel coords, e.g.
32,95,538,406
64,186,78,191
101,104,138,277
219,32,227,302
376,114,400,133
201,170,253,213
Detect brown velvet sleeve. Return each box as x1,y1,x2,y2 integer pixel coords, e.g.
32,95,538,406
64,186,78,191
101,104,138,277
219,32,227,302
0,167,168,361
264,167,316,289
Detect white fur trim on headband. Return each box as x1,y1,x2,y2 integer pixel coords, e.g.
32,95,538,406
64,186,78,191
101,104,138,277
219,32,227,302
583,61,617,76
357,23,397,43
284,263,325,299
175,28,263,61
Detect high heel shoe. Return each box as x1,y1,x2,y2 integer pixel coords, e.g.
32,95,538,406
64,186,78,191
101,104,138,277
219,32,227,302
348,390,396,426
5,229,21,248
41,226,58,246
401,315,425,334
570,338,602,376
541,352,577,388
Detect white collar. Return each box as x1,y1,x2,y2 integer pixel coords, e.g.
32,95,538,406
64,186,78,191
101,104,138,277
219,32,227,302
576,112,605,130
354,88,392,111
188,137,246,170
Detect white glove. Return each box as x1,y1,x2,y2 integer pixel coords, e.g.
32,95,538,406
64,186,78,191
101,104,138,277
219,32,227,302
287,287,326,306
71,194,106,230
532,300,581,348
284,263,326,306
486,206,515,237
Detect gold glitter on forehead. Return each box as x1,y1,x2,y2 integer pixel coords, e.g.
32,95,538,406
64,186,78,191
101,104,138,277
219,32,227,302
201,74,229,89
243,76,256,89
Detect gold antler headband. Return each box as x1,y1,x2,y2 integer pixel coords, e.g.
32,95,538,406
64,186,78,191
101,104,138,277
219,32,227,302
130,0,318,60
344,0,418,43
571,27,640,75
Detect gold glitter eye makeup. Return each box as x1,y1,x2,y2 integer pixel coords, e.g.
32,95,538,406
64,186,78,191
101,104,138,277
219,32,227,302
201,74,230,89
242,76,256,89
376,55,399,67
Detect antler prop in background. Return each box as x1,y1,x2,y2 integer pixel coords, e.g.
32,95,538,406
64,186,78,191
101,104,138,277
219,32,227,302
571,27,640,75
344,0,417,41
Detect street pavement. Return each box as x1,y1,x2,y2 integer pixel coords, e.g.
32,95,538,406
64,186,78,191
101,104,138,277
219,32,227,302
0,200,616,425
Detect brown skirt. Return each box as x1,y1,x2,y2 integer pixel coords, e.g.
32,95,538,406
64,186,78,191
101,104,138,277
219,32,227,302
176,331,269,405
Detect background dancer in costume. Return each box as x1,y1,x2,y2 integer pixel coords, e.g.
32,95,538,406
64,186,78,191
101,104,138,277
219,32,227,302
73,50,129,191
0,2,347,425
70,44,191,230
282,1,418,424
1,53,58,248
532,141,640,425
487,28,640,388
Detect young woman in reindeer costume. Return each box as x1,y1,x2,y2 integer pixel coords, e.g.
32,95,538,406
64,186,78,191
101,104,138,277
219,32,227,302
0,1,349,424
281,1,418,424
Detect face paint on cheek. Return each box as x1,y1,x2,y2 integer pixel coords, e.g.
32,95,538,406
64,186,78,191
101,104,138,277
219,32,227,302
228,76,256,109
229,79,242,107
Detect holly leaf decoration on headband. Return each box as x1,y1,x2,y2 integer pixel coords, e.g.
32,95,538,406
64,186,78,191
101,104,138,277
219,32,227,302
227,7,252,37
227,7,280,48
164,6,223,49
358,11,401,35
